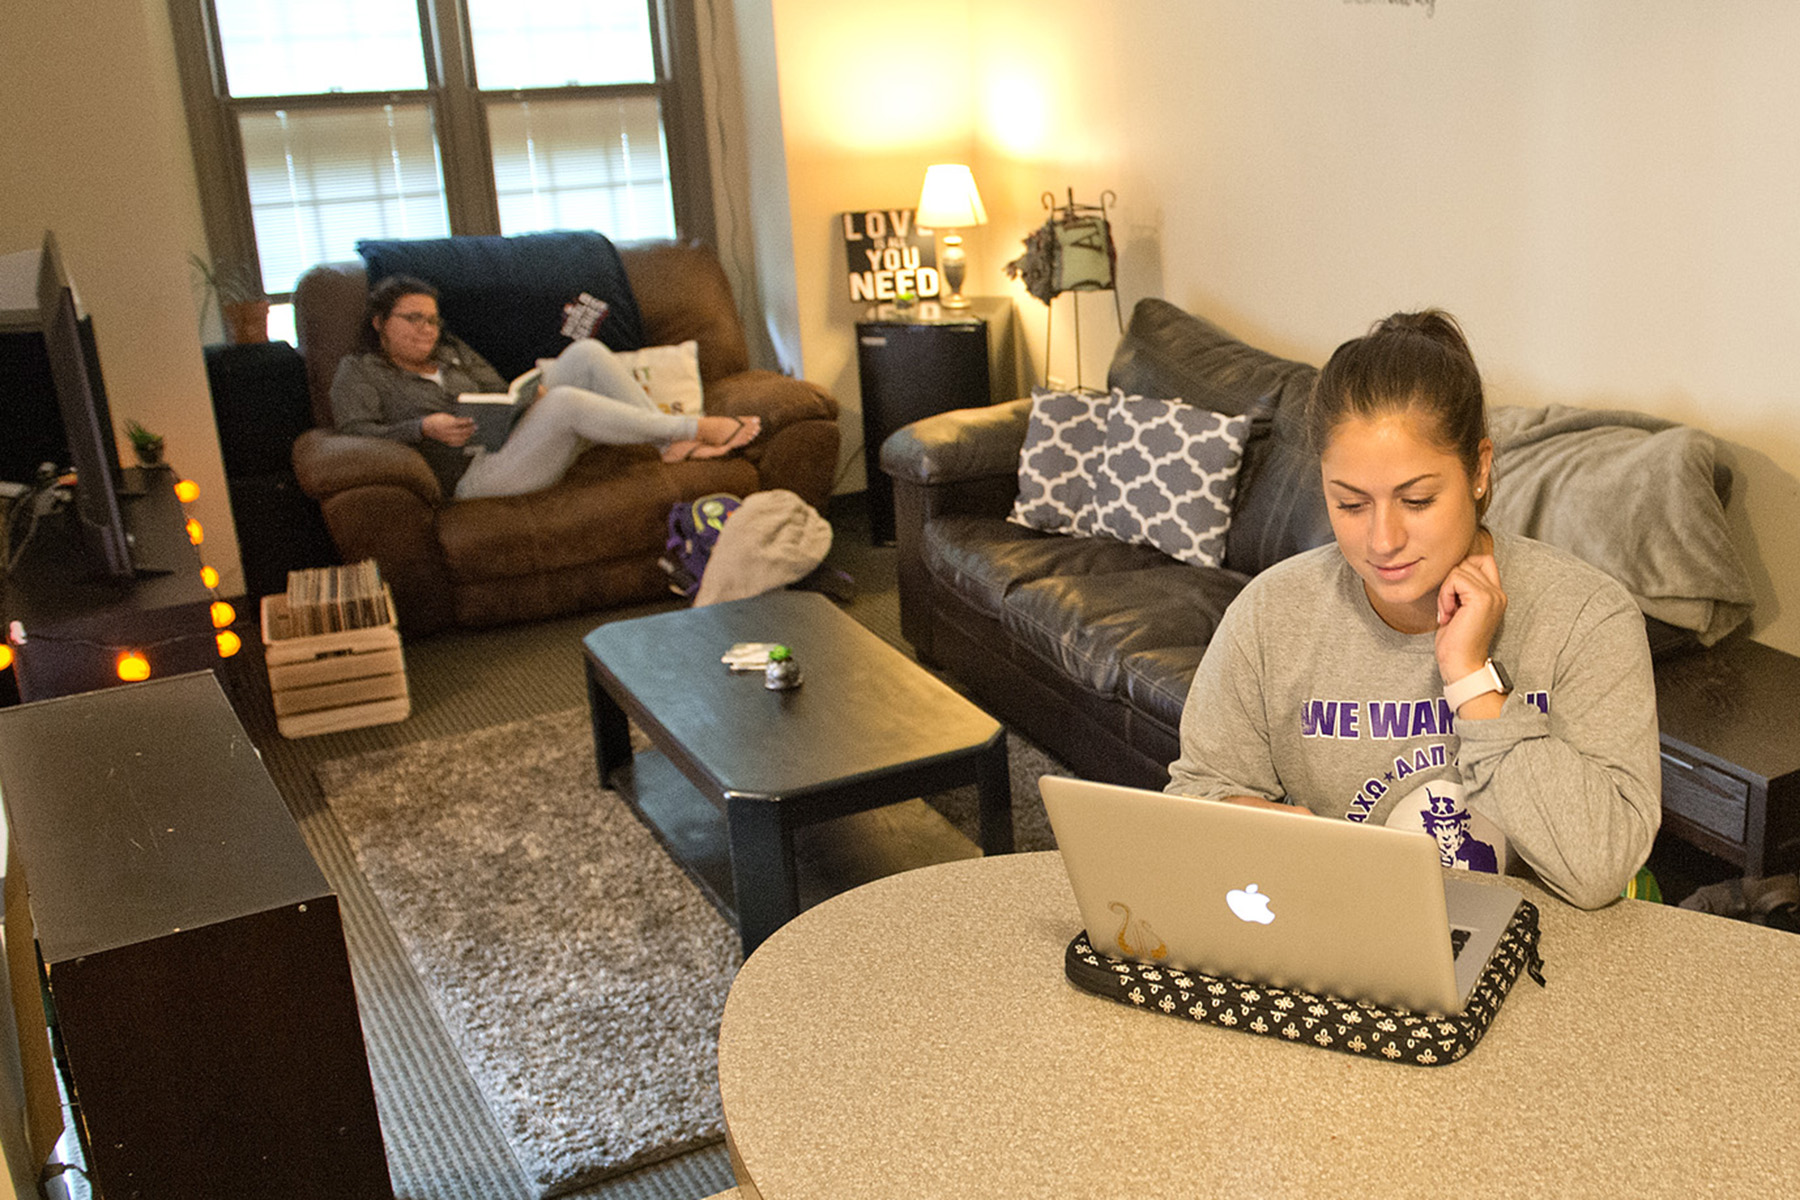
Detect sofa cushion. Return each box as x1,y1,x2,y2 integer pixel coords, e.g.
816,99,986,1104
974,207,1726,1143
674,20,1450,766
1001,564,1250,699
1107,299,1312,417
1091,395,1249,568
922,515,1174,619
1226,390,1335,576
1009,388,1109,535
357,230,647,378
1103,299,1331,577
435,444,756,582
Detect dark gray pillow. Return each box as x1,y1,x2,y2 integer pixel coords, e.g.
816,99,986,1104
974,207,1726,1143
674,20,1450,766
1009,388,1110,535
1091,395,1250,568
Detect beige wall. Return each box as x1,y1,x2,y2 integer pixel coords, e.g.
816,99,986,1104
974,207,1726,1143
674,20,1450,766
770,0,1800,655
0,0,242,601
770,0,985,491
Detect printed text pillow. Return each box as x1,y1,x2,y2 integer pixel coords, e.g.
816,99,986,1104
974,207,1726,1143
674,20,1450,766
1009,388,1110,535
1091,395,1249,568
612,341,704,416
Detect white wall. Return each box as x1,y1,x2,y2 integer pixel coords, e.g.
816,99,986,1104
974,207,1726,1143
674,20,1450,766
768,0,1800,655
0,0,243,599
769,0,985,491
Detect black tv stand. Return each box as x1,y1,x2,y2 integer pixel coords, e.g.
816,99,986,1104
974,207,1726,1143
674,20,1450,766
2,465,216,699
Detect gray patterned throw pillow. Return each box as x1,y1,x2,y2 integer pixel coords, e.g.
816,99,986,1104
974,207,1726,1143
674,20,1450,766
1091,395,1249,568
1009,388,1110,535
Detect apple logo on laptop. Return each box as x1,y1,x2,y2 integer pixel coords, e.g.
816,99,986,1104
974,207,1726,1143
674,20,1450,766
1226,883,1275,925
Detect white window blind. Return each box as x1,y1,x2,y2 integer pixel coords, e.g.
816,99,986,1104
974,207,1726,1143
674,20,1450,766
191,0,683,295
487,96,675,239
212,0,426,97
238,105,450,294
465,0,655,89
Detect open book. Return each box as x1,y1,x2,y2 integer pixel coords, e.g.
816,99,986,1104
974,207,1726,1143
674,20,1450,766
456,366,543,452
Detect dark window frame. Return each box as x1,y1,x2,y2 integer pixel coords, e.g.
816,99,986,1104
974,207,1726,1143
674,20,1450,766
168,0,714,301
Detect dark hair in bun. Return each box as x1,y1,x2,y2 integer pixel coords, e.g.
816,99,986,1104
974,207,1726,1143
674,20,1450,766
1307,309,1490,516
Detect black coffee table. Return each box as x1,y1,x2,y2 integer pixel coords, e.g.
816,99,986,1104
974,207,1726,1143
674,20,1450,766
584,590,1012,955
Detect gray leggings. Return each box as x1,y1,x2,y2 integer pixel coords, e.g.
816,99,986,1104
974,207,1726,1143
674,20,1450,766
454,339,699,499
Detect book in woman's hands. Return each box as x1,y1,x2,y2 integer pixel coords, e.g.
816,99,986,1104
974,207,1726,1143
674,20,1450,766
456,366,543,452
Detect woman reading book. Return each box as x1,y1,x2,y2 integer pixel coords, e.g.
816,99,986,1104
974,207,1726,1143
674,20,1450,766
329,275,760,499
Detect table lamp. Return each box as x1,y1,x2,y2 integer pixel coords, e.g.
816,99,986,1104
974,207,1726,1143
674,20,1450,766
917,164,988,309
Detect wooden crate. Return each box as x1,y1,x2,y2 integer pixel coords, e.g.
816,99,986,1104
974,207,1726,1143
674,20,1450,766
260,588,410,738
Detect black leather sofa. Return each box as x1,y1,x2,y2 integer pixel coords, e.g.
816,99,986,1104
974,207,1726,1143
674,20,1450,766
881,300,1333,789
881,300,1741,792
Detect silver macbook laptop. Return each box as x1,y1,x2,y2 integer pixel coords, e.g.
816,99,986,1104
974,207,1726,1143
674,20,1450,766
1039,775,1523,1015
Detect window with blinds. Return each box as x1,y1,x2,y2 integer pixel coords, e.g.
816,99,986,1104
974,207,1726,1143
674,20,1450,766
181,0,688,298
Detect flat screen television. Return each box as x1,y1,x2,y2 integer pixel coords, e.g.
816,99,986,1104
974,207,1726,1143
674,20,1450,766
2,232,139,579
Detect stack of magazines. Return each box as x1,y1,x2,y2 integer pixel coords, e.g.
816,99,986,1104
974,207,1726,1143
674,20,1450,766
284,560,393,637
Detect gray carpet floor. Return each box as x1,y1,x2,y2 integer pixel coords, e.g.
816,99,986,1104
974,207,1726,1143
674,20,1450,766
220,496,1023,1200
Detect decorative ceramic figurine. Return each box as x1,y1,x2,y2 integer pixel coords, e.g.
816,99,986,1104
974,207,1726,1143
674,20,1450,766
764,644,802,690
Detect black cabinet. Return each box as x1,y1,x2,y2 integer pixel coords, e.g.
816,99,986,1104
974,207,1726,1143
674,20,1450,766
856,298,1016,544
0,672,393,1199
205,341,337,597
1654,636,1800,876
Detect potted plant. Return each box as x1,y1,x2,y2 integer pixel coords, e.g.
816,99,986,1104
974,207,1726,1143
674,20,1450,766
124,420,165,467
190,252,270,345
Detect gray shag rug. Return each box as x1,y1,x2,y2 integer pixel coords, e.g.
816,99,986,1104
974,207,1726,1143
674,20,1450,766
318,708,742,1198
317,705,1065,1198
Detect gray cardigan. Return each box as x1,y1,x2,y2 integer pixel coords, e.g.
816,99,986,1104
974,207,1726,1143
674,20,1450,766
329,333,507,495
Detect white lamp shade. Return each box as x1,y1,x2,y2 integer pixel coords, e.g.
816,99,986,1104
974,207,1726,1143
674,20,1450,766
916,164,988,229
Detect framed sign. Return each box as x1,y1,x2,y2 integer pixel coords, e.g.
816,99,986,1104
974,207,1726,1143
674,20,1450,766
841,209,940,303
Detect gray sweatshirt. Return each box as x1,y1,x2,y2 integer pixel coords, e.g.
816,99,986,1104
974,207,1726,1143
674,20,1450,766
1167,531,1661,910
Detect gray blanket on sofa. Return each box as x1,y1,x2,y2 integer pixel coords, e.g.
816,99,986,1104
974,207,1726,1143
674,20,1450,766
1485,404,1753,645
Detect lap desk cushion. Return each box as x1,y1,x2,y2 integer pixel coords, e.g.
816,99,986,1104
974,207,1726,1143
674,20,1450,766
358,230,647,379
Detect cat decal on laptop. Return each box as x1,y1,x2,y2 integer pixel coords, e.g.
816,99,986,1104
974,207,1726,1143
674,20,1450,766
1108,901,1167,960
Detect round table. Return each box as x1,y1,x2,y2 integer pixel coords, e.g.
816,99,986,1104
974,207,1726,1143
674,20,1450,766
718,852,1800,1198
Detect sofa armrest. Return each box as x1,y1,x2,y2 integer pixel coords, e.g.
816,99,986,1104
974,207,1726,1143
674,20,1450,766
703,369,838,433
700,369,841,512
292,427,445,507
292,428,456,634
879,399,1030,662
880,397,1031,487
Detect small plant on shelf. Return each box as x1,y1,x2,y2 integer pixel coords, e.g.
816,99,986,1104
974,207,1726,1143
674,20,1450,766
124,419,165,466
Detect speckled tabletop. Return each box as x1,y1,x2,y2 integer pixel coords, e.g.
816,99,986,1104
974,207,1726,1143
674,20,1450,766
718,852,1800,1199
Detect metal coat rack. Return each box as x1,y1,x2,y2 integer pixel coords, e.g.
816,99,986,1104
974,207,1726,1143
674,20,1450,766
1007,188,1125,391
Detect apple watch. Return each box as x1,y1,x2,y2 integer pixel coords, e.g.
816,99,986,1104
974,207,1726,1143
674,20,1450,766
1443,658,1512,711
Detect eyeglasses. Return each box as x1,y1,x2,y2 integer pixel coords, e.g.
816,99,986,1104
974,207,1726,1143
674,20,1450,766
391,311,442,328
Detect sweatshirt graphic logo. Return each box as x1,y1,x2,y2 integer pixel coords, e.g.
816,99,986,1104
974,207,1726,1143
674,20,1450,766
1385,780,1504,875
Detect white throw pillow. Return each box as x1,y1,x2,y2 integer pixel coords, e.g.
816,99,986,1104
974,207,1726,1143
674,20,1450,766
612,340,704,416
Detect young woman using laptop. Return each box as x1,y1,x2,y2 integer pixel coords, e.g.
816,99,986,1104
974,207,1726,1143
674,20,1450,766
1166,311,1661,909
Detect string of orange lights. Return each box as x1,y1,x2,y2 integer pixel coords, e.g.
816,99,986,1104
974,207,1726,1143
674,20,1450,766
1,470,243,685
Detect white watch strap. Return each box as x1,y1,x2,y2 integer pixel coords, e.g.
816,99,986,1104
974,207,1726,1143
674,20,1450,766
1444,659,1505,710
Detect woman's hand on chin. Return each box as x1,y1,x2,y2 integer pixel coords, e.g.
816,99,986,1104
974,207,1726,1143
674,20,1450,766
1435,550,1506,682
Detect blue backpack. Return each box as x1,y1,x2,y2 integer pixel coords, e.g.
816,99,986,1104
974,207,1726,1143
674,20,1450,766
660,493,740,597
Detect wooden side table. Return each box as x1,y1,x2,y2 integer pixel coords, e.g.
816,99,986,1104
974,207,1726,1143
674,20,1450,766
1653,635,1800,877
856,297,1017,543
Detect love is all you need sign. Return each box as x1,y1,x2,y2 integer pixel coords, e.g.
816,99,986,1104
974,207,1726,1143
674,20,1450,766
841,208,941,303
